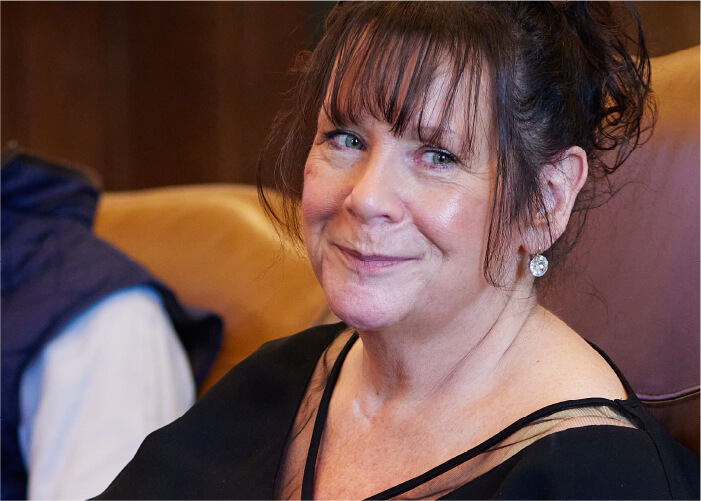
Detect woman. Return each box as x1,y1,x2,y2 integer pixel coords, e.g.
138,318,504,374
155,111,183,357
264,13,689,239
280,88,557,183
98,2,699,499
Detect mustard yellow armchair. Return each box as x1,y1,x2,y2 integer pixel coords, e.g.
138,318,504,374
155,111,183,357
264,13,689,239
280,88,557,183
94,185,334,395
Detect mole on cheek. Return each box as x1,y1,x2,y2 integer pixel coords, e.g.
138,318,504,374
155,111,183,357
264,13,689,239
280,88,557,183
304,164,315,180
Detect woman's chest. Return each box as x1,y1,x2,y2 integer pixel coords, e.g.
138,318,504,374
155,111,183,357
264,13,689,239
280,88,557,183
312,401,506,500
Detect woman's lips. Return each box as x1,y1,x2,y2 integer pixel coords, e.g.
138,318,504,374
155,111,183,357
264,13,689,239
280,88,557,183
335,244,416,272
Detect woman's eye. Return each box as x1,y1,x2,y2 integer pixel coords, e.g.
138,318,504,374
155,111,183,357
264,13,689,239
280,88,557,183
343,134,362,149
422,150,457,168
325,131,364,150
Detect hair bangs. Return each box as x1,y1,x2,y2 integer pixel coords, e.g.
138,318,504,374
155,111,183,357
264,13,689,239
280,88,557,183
322,16,487,162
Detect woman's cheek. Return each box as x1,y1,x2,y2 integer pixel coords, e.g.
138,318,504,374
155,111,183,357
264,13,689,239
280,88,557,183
416,185,474,237
301,159,337,280
302,155,347,225
431,192,465,230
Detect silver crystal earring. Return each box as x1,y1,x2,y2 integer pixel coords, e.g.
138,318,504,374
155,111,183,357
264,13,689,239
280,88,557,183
529,248,548,277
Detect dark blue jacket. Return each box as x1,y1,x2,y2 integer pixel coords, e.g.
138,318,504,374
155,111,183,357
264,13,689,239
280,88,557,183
1,152,223,500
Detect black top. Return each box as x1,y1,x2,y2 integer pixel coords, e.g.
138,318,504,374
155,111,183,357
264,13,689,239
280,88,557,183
96,323,699,500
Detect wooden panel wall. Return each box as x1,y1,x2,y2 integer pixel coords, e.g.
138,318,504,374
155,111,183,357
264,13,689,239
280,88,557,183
2,2,313,189
636,1,700,57
2,2,698,190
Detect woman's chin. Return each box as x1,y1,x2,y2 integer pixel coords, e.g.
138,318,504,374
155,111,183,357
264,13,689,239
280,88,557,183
337,315,390,332
327,296,402,332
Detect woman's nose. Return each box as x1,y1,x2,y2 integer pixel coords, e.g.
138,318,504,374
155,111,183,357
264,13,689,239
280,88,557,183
343,152,404,224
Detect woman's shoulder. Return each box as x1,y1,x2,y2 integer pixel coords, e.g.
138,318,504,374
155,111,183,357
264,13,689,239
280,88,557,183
478,307,700,499
187,321,347,432
449,423,699,500
513,307,629,404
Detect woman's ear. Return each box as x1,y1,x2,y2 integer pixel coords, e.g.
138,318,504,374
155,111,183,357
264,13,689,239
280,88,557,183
526,146,588,253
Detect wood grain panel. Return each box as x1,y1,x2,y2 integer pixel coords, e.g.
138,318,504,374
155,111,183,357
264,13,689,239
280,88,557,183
2,3,110,178
2,2,310,190
2,2,697,190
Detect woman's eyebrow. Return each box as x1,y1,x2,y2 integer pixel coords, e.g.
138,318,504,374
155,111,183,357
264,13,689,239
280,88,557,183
416,125,454,138
320,106,354,128
409,124,459,146
412,123,481,163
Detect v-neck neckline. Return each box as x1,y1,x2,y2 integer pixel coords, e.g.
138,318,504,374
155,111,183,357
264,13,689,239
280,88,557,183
299,331,639,500
301,331,359,499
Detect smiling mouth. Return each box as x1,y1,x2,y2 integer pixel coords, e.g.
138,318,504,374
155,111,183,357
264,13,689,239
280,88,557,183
335,245,416,272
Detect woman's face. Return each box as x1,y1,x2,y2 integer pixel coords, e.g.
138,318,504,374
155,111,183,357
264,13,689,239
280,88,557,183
302,71,515,332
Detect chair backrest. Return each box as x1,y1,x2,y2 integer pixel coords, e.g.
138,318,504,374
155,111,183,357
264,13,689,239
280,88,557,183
540,46,700,454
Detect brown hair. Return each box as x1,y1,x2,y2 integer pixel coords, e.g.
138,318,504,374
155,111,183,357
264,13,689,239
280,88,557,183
258,1,655,285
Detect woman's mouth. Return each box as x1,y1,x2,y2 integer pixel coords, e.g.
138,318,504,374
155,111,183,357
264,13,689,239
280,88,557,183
335,245,416,273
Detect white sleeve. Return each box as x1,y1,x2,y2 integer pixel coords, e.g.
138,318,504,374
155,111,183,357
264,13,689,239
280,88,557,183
18,285,196,500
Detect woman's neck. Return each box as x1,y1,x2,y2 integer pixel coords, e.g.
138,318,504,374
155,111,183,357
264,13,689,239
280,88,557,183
347,286,539,412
